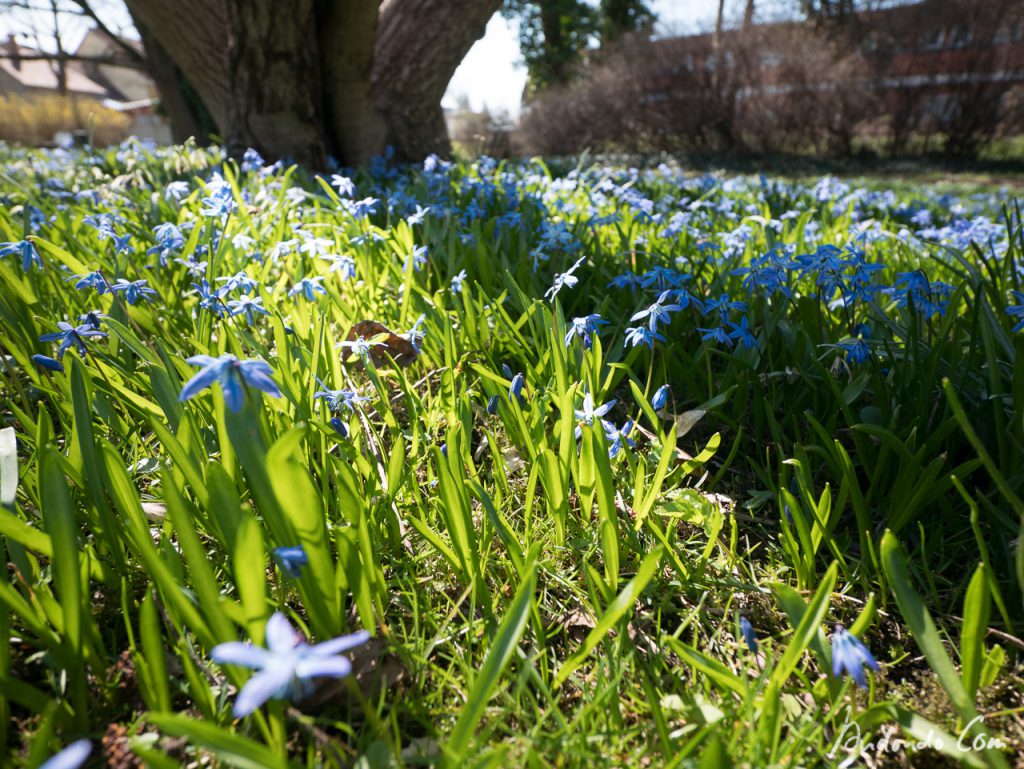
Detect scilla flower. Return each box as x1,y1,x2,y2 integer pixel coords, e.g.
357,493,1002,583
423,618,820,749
739,616,758,653
831,624,879,689
210,613,370,717
39,740,91,769
0,238,42,271
272,546,309,579
564,314,607,349
651,384,670,411
508,373,525,403
179,354,281,413
39,321,107,360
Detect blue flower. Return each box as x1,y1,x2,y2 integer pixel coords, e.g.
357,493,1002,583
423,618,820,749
831,624,879,689
39,740,91,769
451,269,467,294
337,336,381,360
31,354,64,372
241,147,265,172
607,271,642,290
110,278,158,305
210,612,370,717
406,315,427,352
179,354,282,413
39,321,107,359
227,295,269,325
404,245,428,272
407,205,430,225
604,419,636,457
574,392,616,439
0,238,42,271
630,294,683,333
200,173,235,218
837,338,871,365
272,546,308,578
175,257,207,277
703,294,747,318
1006,290,1024,332
508,373,525,403
289,277,326,301
739,616,758,653
544,256,585,301
78,310,106,329
727,317,758,349
147,222,185,265
321,254,356,281
329,417,349,438
192,279,228,317
69,270,109,294
346,197,380,218
83,213,120,241
486,394,500,415
217,270,259,295
651,384,670,411
314,380,367,413
699,325,733,347
564,314,608,349
639,266,683,291
624,326,665,349
330,174,355,197
165,180,190,201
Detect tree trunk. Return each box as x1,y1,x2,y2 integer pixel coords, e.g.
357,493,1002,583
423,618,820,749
124,0,501,167
224,0,327,166
123,0,231,132
128,10,205,144
372,0,501,161
320,0,387,163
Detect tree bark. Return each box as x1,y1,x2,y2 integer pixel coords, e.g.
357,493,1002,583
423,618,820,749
128,10,205,144
123,0,231,132
320,0,386,163
224,0,327,166
371,0,501,161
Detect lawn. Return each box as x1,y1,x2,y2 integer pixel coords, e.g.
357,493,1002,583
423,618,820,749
0,140,1021,768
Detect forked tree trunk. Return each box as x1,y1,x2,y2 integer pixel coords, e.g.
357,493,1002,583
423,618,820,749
224,0,328,165
124,0,501,167
371,0,499,160
128,10,205,144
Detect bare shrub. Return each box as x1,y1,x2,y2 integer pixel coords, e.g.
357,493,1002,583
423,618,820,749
516,0,1024,159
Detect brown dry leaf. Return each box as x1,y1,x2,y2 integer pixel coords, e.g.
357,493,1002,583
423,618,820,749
549,608,597,641
674,409,707,438
347,320,420,367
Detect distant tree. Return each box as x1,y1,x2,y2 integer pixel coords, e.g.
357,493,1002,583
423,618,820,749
504,0,597,91
598,0,655,44
800,0,856,23
504,0,656,92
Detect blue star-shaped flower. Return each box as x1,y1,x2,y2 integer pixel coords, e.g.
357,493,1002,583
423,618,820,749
179,353,282,413
831,625,879,689
210,612,370,717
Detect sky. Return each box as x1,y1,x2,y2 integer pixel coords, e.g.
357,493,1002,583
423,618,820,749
442,0,728,117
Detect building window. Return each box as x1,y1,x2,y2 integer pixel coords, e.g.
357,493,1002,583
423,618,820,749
946,24,972,48
921,27,945,50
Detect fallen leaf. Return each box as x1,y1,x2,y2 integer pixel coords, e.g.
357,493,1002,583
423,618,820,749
674,409,706,438
347,320,419,367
